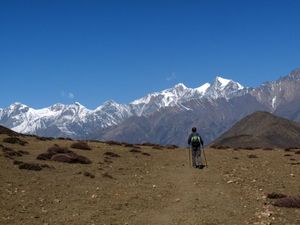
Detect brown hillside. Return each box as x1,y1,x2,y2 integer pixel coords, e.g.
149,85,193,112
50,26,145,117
211,111,300,149
0,125,19,136
1,130,300,224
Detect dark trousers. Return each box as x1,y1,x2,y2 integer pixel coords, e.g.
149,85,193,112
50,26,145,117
192,146,201,167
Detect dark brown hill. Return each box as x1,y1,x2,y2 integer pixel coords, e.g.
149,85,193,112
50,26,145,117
0,125,19,136
211,111,300,149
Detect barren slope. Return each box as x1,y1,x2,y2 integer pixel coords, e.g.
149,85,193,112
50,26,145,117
0,134,300,225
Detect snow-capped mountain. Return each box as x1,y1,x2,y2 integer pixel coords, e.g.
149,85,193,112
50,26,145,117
0,101,131,138
0,76,244,138
2,70,300,144
130,76,245,115
93,68,300,145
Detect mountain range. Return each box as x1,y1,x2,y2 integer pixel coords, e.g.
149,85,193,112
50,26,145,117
1,68,300,145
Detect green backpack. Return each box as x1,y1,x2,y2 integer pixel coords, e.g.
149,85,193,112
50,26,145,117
191,134,201,147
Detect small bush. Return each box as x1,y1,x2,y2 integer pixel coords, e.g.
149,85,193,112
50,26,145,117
295,150,300,154
70,141,91,150
263,147,274,151
166,145,179,149
37,153,53,160
13,160,24,165
123,143,134,148
56,137,73,141
83,171,95,178
248,154,258,159
36,136,54,141
273,196,300,208
2,147,23,158
267,192,287,199
18,150,29,155
141,142,160,147
129,149,142,153
142,152,151,156
47,146,72,155
37,145,92,164
19,162,50,171
284,154,292,157
3,137,28,146
152,146,163,150
105,140,122,146
104,152,120,158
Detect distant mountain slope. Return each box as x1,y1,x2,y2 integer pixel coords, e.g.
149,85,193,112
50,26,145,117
0,76,245,139
96,94,267,146
211,111,300,149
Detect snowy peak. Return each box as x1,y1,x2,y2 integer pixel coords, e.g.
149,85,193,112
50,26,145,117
215,76,231,89
195,83,211,95
213,76,244,90
205,76,245,99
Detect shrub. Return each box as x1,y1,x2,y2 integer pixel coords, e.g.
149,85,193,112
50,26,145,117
129,149,142,153
70,141,91,150
36,145,92,164
83,171,95,178
166,145,179,149
105,140,122,146
248,154,258,159
3,137,28,146
267,192,287,199
142,152,151,156
2,147,23,158
273,196,300,208
19,162,42,171
263,147,274,151
104,152,120,158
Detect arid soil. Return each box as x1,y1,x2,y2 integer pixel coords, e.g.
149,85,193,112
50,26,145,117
0,134,300,225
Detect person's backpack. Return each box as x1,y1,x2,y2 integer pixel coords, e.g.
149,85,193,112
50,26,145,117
191,134,201,147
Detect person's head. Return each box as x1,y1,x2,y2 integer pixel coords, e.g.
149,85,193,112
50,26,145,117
192,127,197,132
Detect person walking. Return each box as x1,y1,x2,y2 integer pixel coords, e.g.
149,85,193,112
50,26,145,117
188,127,204,169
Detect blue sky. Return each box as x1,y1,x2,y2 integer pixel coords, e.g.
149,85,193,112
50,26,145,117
1,0,300,109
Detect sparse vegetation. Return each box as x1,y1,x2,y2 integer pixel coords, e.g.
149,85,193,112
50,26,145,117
267,192,287,199
273,196,300,208
18,162,51,171
142,152,151,156
129,148,142,153
262,147,274,151
83,171,95,178
70,141,91,150
3,137,28,145
104,152,120,158
37,145,92,164
105,140,122,146
247,154,258,158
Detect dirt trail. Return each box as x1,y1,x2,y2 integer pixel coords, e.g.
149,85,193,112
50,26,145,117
133,155,253,225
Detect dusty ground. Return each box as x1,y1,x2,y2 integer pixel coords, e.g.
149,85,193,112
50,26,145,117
0,134,300,225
